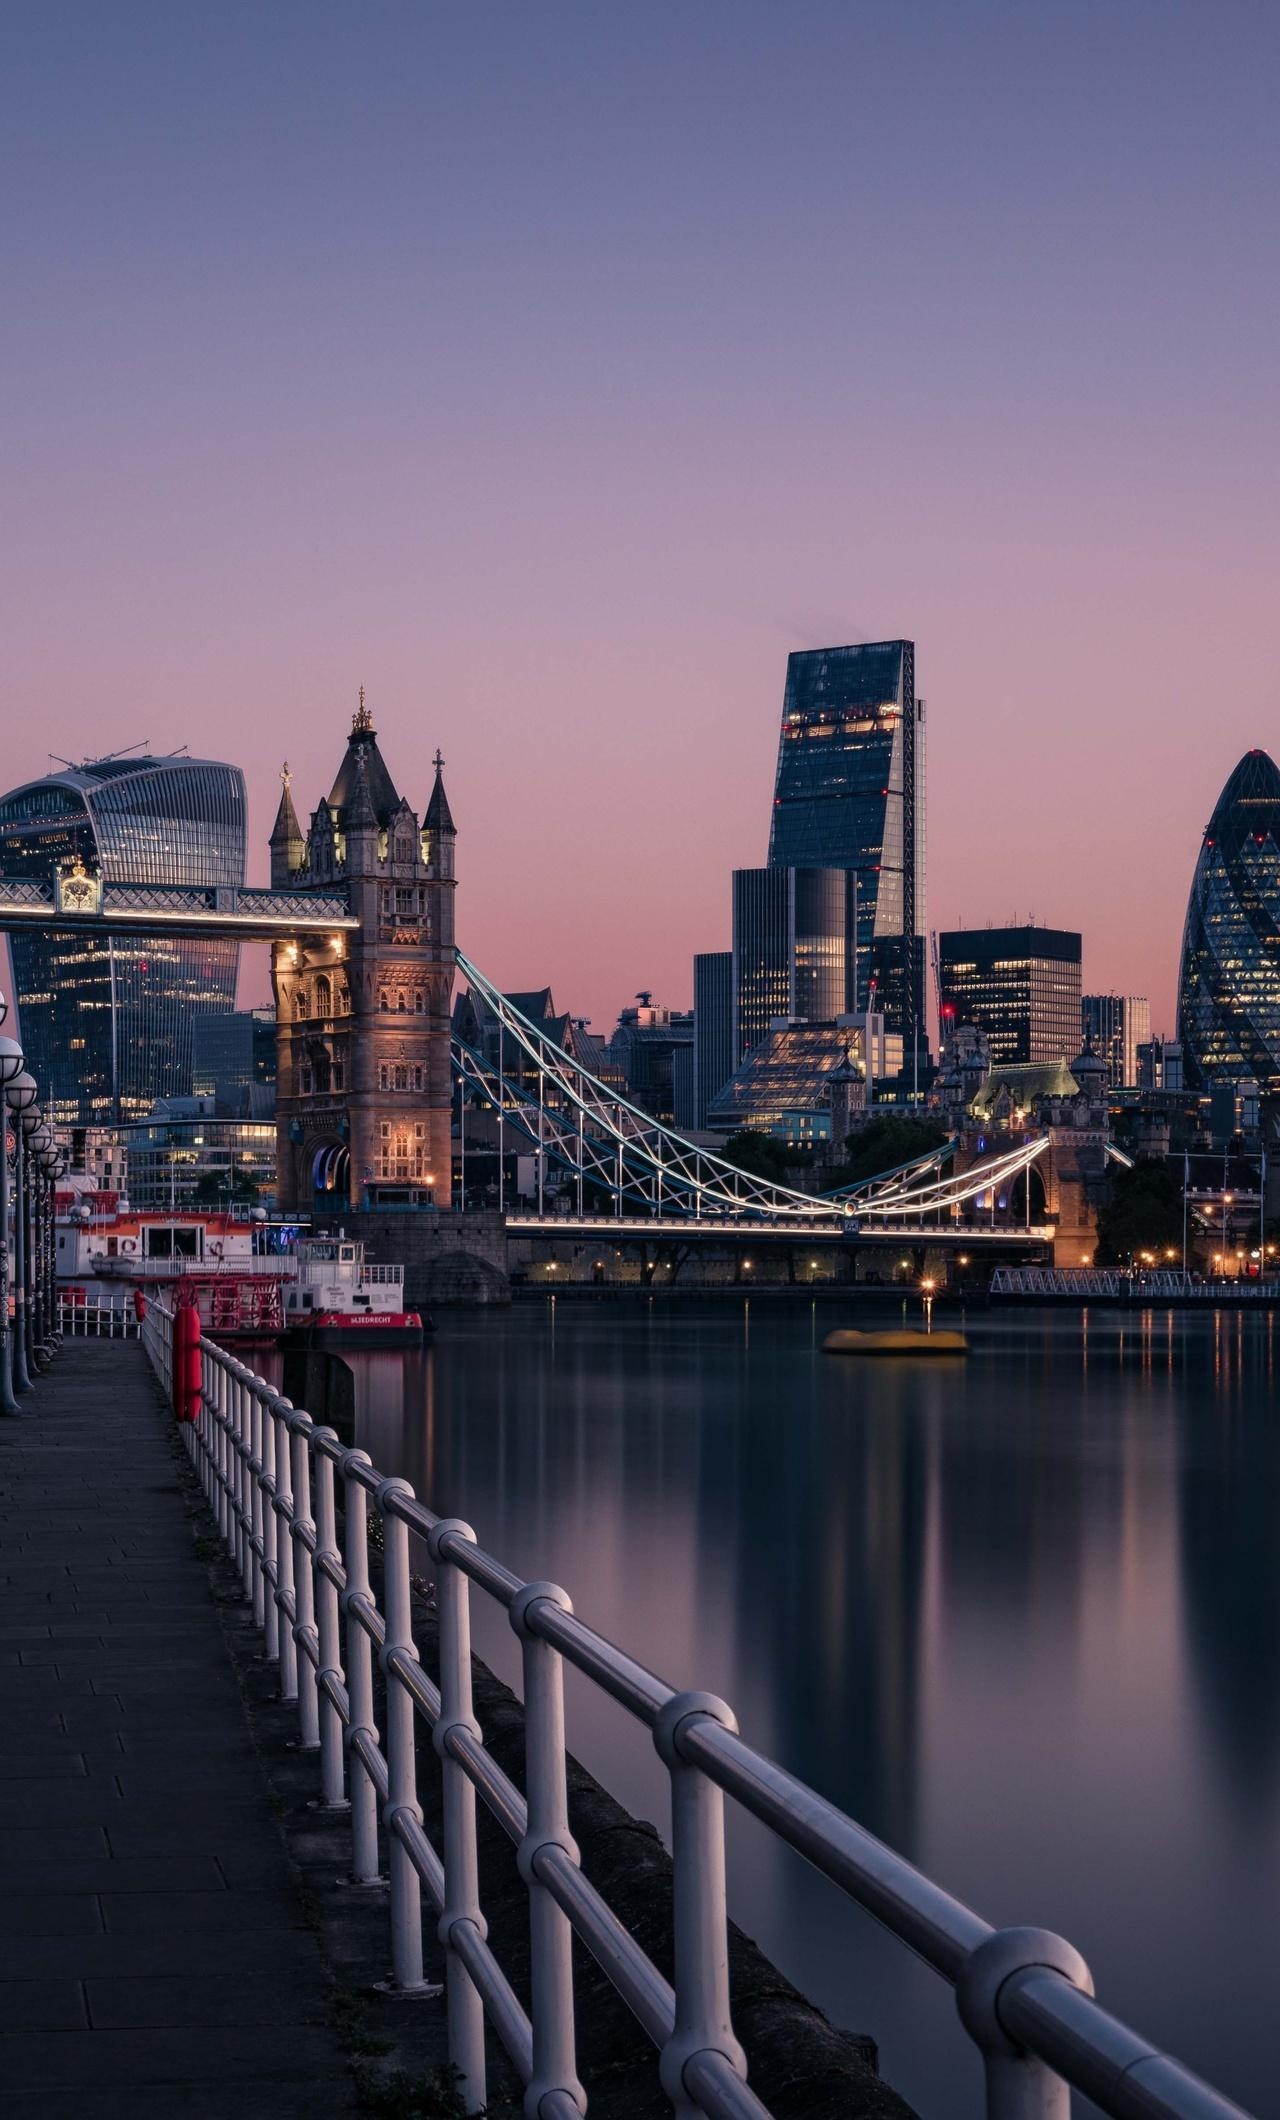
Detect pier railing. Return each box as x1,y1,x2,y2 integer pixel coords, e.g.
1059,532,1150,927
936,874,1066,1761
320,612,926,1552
142,1301,1253,2120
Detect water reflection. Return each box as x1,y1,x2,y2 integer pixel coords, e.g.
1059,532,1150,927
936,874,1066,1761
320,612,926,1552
307,1299,1277,2118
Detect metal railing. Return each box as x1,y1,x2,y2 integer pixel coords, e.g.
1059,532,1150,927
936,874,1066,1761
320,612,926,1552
58,1297,139,1337
141,1303,1253,2120
991,1267,1280,1301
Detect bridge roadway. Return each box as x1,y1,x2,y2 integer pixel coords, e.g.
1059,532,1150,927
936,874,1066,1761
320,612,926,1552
0,1340,358,2116
504,1213,1056,1247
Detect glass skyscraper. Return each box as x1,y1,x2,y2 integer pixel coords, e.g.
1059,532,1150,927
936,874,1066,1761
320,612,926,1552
0,754,246,1123
1178,749,1280,1092
767,641,925,1049
732,866,857,1060
939,925,1082,1066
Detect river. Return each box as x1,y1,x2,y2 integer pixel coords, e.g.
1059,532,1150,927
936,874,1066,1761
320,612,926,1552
274,1296,1280,2116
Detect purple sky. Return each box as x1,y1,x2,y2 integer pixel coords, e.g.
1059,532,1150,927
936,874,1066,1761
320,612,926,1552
5,5,1278,1039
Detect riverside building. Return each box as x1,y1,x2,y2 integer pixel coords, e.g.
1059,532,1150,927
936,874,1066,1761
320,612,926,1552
0,753,246,1124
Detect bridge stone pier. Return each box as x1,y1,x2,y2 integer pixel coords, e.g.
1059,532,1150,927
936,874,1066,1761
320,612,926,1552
268,699,457,1218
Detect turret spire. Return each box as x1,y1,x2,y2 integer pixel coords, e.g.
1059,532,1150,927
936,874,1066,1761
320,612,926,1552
269,760,305,885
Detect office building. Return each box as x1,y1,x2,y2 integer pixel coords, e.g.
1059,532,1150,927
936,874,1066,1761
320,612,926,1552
192,1006,277,1098
608,996,692,1123
1082,994,1151,1090
1137,1037,1184,1094
0,753,246,1124
1177,749,1280,1091
768,641,925,1048
705,1016,897,1140
692,950,734,1127
938,925,1082,1066
732,867,857,1060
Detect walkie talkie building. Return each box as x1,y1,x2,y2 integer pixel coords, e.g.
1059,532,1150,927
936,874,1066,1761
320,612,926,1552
768,640,926,1053
0,754,246,1123
1177,748,1280,1093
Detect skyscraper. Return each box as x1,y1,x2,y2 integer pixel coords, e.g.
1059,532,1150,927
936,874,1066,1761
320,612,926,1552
1178,749,1280,1092
0,754,246,1124
732,867,857,1060
1082,994,1151,1089
692,950,734,1126
768,641,925,1048
939,925,1082,1066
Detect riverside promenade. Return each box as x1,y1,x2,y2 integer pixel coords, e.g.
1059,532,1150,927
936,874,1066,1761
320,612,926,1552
0,1340,355,2118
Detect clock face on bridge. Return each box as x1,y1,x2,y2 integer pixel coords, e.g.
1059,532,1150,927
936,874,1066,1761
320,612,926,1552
55,860,102,915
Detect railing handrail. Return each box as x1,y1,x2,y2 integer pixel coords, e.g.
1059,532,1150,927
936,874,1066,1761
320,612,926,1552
139,1299,1254,2120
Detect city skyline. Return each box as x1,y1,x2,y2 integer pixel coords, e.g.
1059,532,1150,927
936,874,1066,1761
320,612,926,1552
6,8,1277,1039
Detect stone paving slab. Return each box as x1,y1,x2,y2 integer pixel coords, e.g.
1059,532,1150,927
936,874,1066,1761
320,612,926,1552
0,1343,356,2116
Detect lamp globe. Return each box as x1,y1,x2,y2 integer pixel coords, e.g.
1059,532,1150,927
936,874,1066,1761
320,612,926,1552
0,1037,23,1089
6,1071,38,1114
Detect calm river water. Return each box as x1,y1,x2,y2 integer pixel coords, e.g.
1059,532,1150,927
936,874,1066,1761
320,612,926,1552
285,1297,1279,2116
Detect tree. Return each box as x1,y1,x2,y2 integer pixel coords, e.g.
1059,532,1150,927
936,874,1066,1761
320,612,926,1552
830,1115,948,1189
193,1165,260,1208
716,1130,810,1185
1093,1160,1184,1265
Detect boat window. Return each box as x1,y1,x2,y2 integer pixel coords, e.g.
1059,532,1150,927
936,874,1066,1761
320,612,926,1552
340,1245,355,1261
147,1229,173,1258
175,1229,200,1258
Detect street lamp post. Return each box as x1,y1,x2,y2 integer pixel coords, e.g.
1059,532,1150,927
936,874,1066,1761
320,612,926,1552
0,1025,24,1417
7,1074,38,1393
29,1122,53,1368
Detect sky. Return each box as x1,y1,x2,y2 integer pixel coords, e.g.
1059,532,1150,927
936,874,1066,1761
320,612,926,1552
4,2,1278,1039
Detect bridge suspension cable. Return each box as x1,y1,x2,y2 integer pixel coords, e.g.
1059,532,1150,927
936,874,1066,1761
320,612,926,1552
454,955,1055,1232
455,956,837,1222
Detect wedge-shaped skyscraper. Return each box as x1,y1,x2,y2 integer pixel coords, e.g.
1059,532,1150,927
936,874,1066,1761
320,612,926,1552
768,640,925,1053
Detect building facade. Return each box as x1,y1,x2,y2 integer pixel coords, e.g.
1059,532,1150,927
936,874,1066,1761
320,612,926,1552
270,702,456,1214
1177,749,1280,1092
0,754,246,1124
939,925,1082,1066
692,949,734,1128
192,1006,277,1097
767,641,926,1050
732,866,858,1060
1082,993,1150,1090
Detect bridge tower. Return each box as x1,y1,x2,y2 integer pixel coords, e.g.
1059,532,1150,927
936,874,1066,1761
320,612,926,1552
270,698,456,1215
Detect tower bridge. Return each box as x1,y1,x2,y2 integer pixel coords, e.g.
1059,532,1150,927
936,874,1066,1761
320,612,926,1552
0,706,1085,1257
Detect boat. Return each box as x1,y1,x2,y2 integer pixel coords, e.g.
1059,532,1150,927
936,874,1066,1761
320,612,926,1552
822,1327,969,1357
279,1236,427,1348
56,1191,294,1339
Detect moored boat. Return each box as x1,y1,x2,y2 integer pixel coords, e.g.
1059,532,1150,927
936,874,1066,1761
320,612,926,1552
279,1236,427,1348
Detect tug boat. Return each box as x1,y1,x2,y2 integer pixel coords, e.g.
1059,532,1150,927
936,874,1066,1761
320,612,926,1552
279,1236,426,1349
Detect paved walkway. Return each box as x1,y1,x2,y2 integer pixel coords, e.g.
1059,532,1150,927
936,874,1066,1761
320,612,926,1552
0,1339,354,2118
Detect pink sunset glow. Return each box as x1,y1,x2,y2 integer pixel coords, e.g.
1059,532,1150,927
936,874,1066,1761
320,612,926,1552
5,8,1277,1039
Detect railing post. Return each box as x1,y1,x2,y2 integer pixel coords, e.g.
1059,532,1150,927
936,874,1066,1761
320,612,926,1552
377,1479,430,1992
273,1398,298,1703
511,1582,585,2119
237,1368,254,1600
956,1927,1092,2120
427,1516,487,2113
311,1432,347,1808
258,1380,280,1664
248,1377,266,1630
340,1452,381,1887
653,1691,749,2119
289,1414,320,1748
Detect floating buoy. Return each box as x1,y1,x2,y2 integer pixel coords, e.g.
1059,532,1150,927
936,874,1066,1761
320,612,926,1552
823,1328,969,1357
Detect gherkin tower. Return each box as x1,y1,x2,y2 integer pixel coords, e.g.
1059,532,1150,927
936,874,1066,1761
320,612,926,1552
1177,749,1280,1091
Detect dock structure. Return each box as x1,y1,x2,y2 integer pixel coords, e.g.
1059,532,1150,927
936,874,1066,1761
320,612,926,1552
0,1340,355,2116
